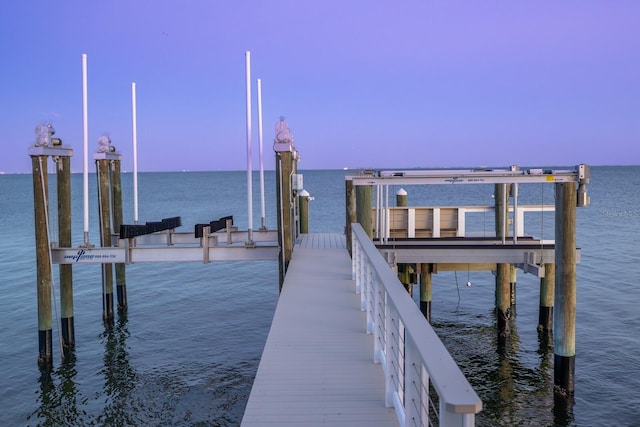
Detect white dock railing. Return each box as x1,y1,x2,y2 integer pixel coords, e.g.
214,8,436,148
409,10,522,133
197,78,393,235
373,205,555,243
352,223,482,427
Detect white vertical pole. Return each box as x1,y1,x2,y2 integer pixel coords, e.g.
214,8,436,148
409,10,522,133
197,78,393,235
502,184,507,245
257,78,266,230
81,53,90,246
131,82,139,224
513,183,518,243
385,184,390,243
245,51,253,243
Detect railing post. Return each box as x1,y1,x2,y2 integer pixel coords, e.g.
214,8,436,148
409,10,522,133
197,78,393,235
457,208,466,237
353,236,360,286
421,364,429,426
361,254,367,314
405,335,421,427
373,276,383,364
365,263,373,333
440,405,476,427
432,208,441,238
385,298,395,408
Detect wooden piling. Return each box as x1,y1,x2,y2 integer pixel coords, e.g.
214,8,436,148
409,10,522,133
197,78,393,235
345,178,356,256
355,185,373,239
494,184,511,340
510,265,517,315
396,189,411,293
32,155,53,369
110,159,127,310
420,263,432,322
96,159,114,321
56,156,74,356
298,192,309,234
495,184,508,240
276,151,294,290
496,263,511,340
554,182,577,396
396,188,407,207
538,263,555,333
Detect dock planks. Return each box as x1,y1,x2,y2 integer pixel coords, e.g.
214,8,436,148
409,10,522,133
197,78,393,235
241,233,398,427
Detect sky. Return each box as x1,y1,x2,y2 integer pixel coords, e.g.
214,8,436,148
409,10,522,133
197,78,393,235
1,1,638,173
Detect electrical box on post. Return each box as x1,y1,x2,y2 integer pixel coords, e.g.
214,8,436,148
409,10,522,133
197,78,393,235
291,174,304,191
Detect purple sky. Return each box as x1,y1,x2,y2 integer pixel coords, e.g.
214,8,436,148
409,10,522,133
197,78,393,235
1,1,638,173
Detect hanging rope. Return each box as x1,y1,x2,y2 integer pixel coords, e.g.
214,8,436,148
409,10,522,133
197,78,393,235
39,156,64,359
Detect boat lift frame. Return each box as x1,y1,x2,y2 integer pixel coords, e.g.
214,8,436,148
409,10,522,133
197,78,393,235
348,164,589,278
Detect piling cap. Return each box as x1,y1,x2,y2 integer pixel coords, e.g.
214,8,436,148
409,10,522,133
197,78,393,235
299,189,310,197
396,188,407,196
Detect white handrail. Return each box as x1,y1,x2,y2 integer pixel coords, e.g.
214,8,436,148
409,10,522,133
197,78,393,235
375,205,555,240
352,223,482,427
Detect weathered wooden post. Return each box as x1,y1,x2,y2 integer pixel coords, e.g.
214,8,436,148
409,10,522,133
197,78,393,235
538,263,555,333
509,180,519,314
298,190,310,234
355,184,373,239
496,263,511,341
276,150,294,290
110,158,127,311
510,265,518,315
32,155,53,369
495,183,511,341
420,263,432,322
396,188,407,208
395,188,412,294
554,181,577,396
274,118,295,290
56,155,74,356
96,156,114,321
30,123,72,368
345,177,356,256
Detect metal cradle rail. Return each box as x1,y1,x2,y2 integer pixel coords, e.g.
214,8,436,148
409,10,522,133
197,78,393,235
351,223,482,427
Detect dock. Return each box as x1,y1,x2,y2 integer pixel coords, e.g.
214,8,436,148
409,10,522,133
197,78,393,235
241,233,399,426
27,122,588,425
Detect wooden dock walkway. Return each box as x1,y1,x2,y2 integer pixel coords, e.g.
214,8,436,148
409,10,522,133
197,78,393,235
241,233,399,427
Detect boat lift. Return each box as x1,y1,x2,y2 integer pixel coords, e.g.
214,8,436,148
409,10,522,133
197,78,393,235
349,165,590,278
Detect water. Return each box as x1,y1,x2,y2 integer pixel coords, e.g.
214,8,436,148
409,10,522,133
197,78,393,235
1,167,639,426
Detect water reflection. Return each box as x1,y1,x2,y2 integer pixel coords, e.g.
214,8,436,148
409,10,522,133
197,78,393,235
29,355,91,426
98,313,139,425
433,308,577,426
553,393,576,426
28,314,138,426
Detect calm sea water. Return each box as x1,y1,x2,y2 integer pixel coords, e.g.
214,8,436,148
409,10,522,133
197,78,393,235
1,166,638,426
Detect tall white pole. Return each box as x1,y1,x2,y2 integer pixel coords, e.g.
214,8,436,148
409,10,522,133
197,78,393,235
257,78,266,229
81,53,90,246
131,82,139,224
245,51,253,243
